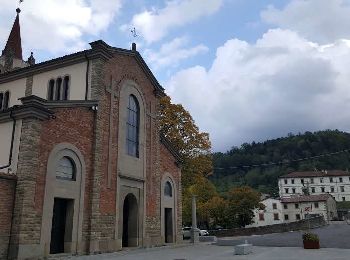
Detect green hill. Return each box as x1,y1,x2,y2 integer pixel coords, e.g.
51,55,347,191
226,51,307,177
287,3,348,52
210,130,350,195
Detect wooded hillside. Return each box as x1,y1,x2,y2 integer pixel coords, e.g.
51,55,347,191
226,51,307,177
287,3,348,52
210,130,350,195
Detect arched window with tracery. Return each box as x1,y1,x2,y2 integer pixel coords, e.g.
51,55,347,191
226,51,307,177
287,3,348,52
126,95,140,157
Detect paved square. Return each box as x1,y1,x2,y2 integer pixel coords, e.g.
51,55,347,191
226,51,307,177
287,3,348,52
57,244,350,260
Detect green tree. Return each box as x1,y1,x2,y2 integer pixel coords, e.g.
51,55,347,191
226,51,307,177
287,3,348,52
226,186,263,227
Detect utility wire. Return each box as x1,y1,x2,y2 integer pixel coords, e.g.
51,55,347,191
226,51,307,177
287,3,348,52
213,149,350,170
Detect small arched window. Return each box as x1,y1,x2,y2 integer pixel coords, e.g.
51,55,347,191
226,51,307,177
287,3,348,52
126,95,140,157
164,181,173,197
48,79,55,101
63,76,70,101
0,93,3,110
55,77,62,101
3,91,9,109
56,157,76,181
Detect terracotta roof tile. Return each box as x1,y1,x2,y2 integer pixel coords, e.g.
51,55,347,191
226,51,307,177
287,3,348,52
281,194,333,203
280,170,350,178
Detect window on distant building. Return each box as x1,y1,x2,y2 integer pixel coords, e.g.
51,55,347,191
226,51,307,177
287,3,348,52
295,203,299,209
296,214,301,220
311,187,315,193
285,188,289,194
126,95,140,157
259,213,264,221
284,214,289,221
310,178,314,184
342,197,346,202
341,186,345,192
284,179,287,184
274,213,279,221
321,187,325,193
331,187,335,193
314,202,319,208
330,177,333,183
291,179,295,184
292,188,296,194
301,179,304,184
283,204,288,209
272,203,277,210
320,178,323,183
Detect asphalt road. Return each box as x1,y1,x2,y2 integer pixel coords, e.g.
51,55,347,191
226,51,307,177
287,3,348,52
240,222,350,249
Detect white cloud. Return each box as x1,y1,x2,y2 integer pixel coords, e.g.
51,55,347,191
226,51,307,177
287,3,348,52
126,0,223,43
0,0,122,56
261,0,350,43
166,29,350,151
144,36,208,70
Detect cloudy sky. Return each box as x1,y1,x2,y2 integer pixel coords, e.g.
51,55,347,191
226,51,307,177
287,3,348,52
1,0,350,152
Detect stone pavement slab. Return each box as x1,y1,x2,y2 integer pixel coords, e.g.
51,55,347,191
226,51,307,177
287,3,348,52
56,244,350,260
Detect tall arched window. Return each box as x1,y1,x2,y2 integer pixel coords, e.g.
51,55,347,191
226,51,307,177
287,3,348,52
126,95,140,157
55,77,62,101
164,181,173,197
48,79,55,101
63,76,70,101
3,91,9,110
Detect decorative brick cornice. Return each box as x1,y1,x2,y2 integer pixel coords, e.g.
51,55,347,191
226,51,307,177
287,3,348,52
0,95,98,123
0,40,166,98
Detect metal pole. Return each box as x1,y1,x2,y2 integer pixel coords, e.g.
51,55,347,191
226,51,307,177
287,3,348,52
191,195,199,243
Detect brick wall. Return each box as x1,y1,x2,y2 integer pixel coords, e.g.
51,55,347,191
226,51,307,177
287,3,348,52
35,107,95,242
159,144,182,240
0,173,16,259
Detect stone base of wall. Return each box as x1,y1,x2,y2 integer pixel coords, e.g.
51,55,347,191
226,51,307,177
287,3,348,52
0,174,16,260
211,216,327,237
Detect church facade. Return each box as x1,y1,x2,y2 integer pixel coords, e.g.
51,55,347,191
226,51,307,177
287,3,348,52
0,9,182,259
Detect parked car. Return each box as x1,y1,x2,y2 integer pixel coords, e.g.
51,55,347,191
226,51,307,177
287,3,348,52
182,227,191,239
199,229,209,236
182,227,209,239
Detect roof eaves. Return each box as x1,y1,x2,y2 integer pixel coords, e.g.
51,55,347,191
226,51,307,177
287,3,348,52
160,134,183,166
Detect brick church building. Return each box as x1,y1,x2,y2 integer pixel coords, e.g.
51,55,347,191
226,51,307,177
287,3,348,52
0,9,182,259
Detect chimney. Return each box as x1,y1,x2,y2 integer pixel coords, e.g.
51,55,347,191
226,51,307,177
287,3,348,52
132,42,137,52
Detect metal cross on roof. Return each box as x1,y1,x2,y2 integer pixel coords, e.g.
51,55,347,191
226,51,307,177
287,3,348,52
131,27,138,38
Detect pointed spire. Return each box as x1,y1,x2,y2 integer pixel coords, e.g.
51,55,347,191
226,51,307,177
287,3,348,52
2,8,23,60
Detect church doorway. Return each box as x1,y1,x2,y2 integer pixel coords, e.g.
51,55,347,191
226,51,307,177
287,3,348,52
50,198,73,254
122,193,138,247
164,208,173,243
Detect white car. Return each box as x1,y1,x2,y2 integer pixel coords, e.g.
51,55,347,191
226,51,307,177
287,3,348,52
199,229,209,236
182,227,209,239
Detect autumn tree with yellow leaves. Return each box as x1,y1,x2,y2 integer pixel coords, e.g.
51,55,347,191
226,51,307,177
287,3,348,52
159,96,262,229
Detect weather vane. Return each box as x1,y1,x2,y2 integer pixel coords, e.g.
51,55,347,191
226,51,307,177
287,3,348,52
131,27,138,38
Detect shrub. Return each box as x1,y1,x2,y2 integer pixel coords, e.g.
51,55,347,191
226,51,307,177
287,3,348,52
302,233,319,242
